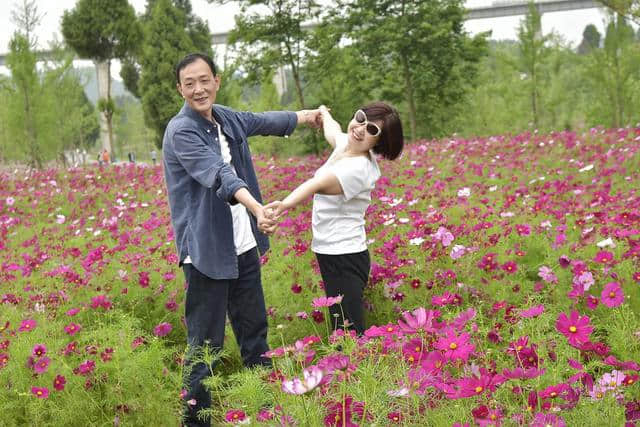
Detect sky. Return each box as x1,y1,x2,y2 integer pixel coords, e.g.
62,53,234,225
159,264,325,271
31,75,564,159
0,0,614,76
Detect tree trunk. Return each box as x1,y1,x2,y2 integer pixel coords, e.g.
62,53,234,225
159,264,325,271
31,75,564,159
22,84,41,168
400,53,417,142
95,59,113,155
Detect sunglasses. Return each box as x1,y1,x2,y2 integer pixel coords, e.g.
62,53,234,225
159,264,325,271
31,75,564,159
353,110,382,137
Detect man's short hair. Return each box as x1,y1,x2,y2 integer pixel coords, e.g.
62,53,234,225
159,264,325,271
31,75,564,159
176,53,217,84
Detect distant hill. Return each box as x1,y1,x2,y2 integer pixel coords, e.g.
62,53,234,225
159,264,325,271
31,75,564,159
74,66,137,105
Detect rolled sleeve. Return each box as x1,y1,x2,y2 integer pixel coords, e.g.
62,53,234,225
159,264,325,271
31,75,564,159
239,111,298,137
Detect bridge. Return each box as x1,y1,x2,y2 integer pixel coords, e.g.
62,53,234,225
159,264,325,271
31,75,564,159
0,0,603,66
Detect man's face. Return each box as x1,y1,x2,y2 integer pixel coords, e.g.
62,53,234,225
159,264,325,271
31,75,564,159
177,58,220,118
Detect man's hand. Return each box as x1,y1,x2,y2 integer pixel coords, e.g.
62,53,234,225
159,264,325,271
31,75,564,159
264,200,286,220
296,109,322,129
256,205,278,236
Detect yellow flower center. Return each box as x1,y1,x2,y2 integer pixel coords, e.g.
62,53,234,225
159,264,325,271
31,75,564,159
550,392,557,397
517,345,523,351
475,386,483,393
449,343,458,350
609,292,615,298
569,326,577,333
415,346,421,352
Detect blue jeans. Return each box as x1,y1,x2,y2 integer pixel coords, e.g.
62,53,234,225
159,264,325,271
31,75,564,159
181,248,270,426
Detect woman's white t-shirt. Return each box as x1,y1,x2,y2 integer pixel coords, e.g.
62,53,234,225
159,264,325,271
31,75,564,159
311,132,381,255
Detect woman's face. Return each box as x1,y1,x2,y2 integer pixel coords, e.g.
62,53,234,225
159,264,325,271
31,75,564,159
347,110,382,153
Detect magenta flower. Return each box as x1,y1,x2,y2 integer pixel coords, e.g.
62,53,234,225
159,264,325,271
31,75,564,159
601,282,624,308
153,322,173,337
31,386,49,399
224,409,247,424
64,322,82,336
19,319,37,332
531,412,566,427
519,304,544,318
501,261,518,274
66,308,80,316
33,357,51,374
387,412,403,423
0,353,8,368
633,272,640,283
31,344,47,357
398,307,441,334
256,408,274,422
594,250,614,264
556,311,593,346
312,295,343,308
53,374,66,391
75,360,96,376
435,330,475,362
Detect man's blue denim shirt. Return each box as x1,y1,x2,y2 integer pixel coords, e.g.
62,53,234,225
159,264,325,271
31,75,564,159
163,103,297,279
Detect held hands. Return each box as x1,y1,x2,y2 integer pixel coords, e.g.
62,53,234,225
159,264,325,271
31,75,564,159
256,205,278,236
296,109,323,129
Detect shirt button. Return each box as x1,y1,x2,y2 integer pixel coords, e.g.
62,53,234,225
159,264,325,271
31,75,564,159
206,129,211,133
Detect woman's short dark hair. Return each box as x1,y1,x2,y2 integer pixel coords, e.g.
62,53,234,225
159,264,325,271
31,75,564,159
361,101,404,160
175,53,217,84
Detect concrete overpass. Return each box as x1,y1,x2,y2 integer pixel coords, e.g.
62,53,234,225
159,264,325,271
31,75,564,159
0,0,603,66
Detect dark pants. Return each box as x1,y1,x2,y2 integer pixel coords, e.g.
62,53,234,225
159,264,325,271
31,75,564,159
315,250,370,335
181,248,270,426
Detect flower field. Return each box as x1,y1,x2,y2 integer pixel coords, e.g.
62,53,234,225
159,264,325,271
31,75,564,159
1,126,640,426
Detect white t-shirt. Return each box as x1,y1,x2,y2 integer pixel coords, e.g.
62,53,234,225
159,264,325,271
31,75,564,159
311,132,381,255
184,121,256,263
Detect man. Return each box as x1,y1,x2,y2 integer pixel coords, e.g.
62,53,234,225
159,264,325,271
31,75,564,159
163,52,320,426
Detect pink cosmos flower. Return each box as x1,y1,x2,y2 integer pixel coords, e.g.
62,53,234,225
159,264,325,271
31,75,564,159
64,322,82,336
556,311,593,346
601,282,624,308
573,271,594,291
323,396,370,427
450,244,467,259
387,412,403,423
633,272,640,283
538,266,557,284
224,409,247,424
281,365,323,395
33,357,50,374
594,250,614,264
31,344,47,357
66,308,80,316
519,304,544,318
0,353,8,368
31,386,49,399
530,413,566,427
435,330,475,362
312,295,343,308
397,307,441,334
153,322,172,337
501,261,518,274
598,370,625,390
256,408,274,422
75,359,96,376
19,319,37,332
53,374,66,391
515,224,531,235
433,226,454,247
5,196,15,206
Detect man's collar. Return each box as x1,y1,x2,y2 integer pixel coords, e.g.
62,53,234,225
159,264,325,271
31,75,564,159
180,102,217,127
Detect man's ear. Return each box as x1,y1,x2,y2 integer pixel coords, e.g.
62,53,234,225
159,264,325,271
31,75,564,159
214,75,221,89
176,83,183,98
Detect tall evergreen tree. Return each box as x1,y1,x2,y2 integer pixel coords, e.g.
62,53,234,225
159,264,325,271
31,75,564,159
339,0,488,141
209,0,320,109
61,0,142,158
578,24,601,54
138,0,212,148
517,2,551,128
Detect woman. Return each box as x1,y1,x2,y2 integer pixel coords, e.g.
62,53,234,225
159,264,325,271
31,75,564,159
268,102,404,334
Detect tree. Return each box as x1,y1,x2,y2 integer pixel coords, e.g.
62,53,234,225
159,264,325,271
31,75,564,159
340,0,488,141
136,0,213,148
577,24,601,54
61,0,142,158
209,0,321,109
598,0,640,24
517,2,551,128
10,0,44,49
6,34,42,167
584,14,640,127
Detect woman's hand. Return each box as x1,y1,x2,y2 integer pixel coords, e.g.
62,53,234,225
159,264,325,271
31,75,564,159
256,205,277,236
264,200,287,220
